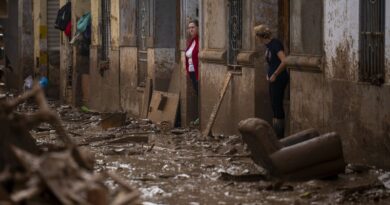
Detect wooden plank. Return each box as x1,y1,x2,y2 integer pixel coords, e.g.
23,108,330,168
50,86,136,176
106,135,149,144
140,78,153,118
100,112,127,130
148,91,179,127
202,72,232,137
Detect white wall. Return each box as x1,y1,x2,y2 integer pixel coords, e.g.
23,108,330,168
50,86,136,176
324,0,359,81
325,0,390,84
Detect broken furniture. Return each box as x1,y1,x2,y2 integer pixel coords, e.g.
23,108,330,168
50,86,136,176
238,118,346,180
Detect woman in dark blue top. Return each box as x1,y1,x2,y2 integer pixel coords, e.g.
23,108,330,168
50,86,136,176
254,24,289,138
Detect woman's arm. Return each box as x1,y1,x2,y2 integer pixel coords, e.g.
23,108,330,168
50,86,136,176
269,50,287,82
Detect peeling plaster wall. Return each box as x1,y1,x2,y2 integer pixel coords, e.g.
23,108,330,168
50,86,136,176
203,0,226,50
324,0,359,81
200,64,255,135
199,0,278,135
290,0,390,168
120,47,139,115
153,48,176,92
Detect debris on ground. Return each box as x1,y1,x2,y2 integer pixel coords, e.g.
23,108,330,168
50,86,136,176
0,85,141,205
379,172,390,189
1,85,390,204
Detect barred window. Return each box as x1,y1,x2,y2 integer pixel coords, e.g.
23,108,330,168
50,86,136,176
359,0,385,85
101,0,110,61
227,0,242,67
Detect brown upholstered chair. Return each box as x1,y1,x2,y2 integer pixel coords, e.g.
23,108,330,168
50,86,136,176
238,118,345,181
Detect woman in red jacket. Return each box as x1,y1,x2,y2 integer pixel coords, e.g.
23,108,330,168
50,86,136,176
185,20,199,95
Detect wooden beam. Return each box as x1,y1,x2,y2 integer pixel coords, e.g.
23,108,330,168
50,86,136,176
202,72,232,138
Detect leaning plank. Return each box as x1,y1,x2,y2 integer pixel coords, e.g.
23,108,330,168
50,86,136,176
202,72,233,138
140,79,153,119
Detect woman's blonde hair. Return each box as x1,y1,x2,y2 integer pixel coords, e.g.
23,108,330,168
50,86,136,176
254,24,272,39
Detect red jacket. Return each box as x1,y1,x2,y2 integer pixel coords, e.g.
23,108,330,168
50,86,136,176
185,36,199,80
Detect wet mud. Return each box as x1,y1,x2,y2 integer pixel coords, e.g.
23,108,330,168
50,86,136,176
26,101,390,205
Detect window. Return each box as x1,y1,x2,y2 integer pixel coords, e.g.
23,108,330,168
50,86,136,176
359,0,385,84
101,0,110,61
227,0,242,67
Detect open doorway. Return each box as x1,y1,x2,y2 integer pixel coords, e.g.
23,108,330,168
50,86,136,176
47,0,61,99
180,0,199,127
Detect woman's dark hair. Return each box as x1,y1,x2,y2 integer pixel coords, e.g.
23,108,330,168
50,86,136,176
189,19,199,27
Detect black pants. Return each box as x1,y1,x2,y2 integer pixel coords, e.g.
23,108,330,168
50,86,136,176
189,72,198,95
269,75,288,119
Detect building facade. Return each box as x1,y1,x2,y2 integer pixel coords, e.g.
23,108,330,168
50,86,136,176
287,0,390,168
86,0,285,131
0,0,34,92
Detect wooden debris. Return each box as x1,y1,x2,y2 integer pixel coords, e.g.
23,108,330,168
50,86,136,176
140,78,153,119
203,72,232,138
100,112,127,130
148,91,179,127
106,135,149,144
0,84,142,204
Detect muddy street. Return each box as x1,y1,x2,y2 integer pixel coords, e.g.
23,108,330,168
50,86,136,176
23,101,390,205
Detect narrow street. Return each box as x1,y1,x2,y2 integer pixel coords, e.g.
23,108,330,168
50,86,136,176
1,0,390,204
26,101,390,204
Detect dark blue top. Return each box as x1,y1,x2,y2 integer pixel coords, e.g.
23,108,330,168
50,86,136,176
265,39,288,79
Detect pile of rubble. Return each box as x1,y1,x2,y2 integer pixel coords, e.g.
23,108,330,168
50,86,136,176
0,84,142,205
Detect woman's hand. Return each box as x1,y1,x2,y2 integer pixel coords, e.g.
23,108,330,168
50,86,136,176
269,73,277,82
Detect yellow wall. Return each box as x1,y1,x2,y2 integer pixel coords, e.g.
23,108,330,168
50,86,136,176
111,0,119,49
91,0,100,46
33,0,48,74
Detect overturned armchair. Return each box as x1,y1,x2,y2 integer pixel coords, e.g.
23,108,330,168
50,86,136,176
238,118,346,181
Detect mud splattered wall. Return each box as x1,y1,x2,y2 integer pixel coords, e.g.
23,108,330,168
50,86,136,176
324,0,359,82
199,0,278,135
289,0,390,168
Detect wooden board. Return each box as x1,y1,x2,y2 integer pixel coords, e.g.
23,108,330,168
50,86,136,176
140,78,153,118
148,91,179,127
202,72,232,137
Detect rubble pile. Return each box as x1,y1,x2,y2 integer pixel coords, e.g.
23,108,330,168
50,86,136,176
0,85,142,205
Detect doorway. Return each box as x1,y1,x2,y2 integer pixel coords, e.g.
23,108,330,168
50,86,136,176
181,0,199,126
47,0,61,99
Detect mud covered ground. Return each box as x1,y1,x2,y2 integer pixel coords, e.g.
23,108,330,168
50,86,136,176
21,101,390,205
